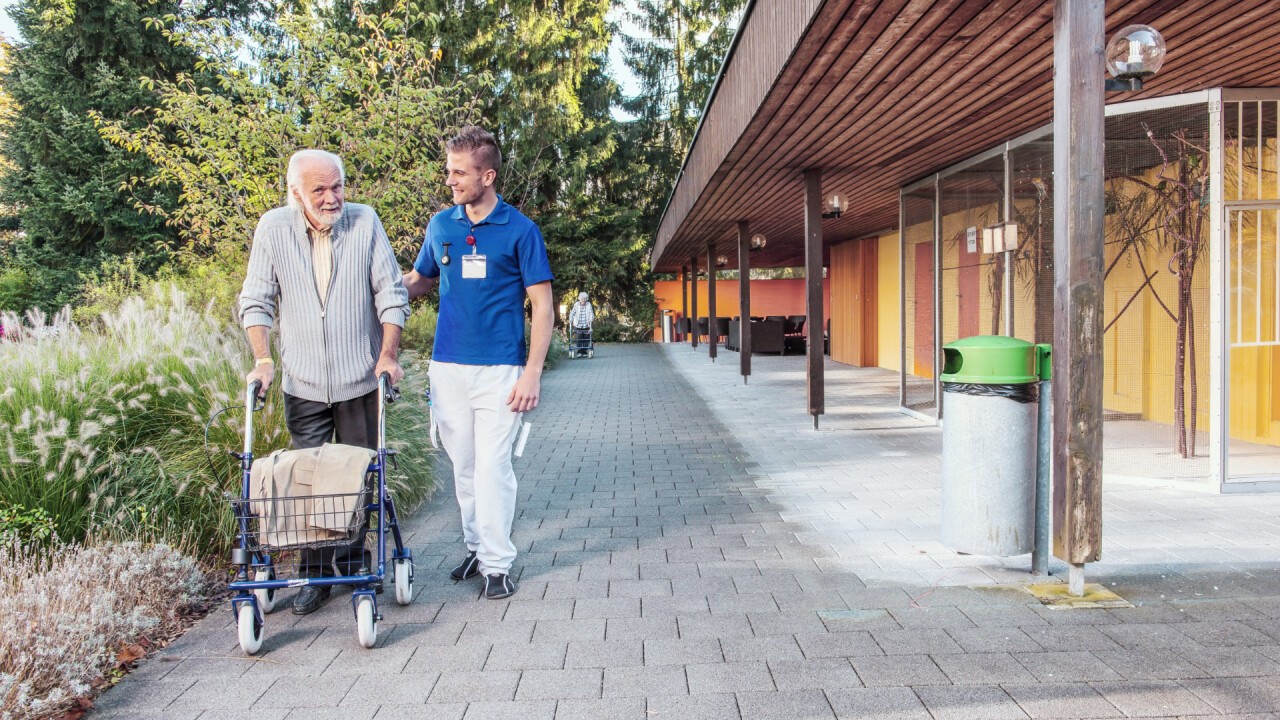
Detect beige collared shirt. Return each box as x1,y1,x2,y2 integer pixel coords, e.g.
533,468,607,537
308,225,333,306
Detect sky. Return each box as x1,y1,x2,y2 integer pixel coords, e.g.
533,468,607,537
0,0,17,42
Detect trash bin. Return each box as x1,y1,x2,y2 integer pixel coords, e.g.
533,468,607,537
661,312,674,343
940,336,1051,556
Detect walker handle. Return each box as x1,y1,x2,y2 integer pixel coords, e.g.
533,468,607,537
378,372,400,404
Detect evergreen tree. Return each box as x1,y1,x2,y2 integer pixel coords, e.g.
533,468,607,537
1,0,250,310
621,0,746,228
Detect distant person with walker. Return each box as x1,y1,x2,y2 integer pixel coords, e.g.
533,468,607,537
568,291,594,359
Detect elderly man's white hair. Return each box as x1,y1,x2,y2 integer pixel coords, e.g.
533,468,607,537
286,149,345,208
578,292,588,300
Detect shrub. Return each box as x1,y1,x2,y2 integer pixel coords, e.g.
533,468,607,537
402,302,437,353
0,286,435,553
0,538,208,720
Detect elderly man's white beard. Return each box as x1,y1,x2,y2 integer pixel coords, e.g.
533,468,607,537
306,204,343,229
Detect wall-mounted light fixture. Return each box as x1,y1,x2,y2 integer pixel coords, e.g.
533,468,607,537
1104,25,1165,92
749,233,767,253
821,191,848,219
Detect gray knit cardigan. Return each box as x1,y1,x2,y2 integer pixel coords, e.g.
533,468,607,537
239,203,410,404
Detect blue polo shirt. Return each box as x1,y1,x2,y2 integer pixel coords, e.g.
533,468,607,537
414,198,553,365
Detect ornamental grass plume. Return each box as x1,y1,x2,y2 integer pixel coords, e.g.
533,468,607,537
0,284,434,553
0,537,208,720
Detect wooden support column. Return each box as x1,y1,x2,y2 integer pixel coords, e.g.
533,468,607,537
1051,0,1105,590
690,254,699,349
804,169,825,430
680,265,689,342
707,241,718,362
737,222,752,384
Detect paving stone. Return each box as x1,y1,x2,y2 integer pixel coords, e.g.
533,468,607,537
1012,652,1123,683
253,676,355,709
534,619,607,643
603,665,689,697
677,615,756,640
1181,677,1280,714
515,668,604,700
720,635,806,663
1177,621,1276,648
564,640,644,669
734,689,835,720
283,707,377,720
914,686,1028,720
374,704,467,720
824,687,931,719
607,616,679,641
484,642,568,671
573,597,642,620
945,627,1044,654
794,631,883,659
686,661,776,694
766,658,862,690
849,655,949,687
1177,647,1280,677
461,700,557,720
338,671,439,706
428,670,521,703
503,599,577,621
1023,626,1124,652
931,652,1037,685
1001,683,1122,719
91,678,195,714
645,692,741,720
554,696,648,720
870,628,965,655
403,641,493,673
1098,624,1203,651
644,637,724,666
1090,680,1216,717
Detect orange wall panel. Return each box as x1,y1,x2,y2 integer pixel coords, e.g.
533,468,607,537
653,278,831,340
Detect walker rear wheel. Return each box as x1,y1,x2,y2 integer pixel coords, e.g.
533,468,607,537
394,558,413,606
254,568,276,614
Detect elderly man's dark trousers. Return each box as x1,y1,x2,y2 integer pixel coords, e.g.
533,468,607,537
284,390,378,578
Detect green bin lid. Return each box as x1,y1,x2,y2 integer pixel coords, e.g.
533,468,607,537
940,335,1049,384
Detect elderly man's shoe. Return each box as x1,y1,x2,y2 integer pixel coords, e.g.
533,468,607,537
484,573,516,599
292,585,331,615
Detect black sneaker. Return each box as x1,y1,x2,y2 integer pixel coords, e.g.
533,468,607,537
450,551,480,581
484,573,516,599
291,585,331,615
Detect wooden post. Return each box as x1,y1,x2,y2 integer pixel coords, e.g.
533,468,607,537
804,169,825,429
680,265,689,341
1051,0,1105,589
737,222,752,384
707,241,718,362
690,254,699,349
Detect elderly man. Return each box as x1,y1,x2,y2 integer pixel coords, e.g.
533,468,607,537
240,149,409,615
404,126,554,600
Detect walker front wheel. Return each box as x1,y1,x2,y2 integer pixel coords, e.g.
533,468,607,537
237,604,264,655
356,597,378,648
394,558,414,606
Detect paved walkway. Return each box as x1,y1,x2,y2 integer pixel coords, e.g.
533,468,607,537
93,344,1280,719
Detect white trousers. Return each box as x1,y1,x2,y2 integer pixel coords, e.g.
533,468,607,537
428,361,523,575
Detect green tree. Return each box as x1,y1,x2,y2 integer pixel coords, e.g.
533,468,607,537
97,0,489,268
0,0,245,311
620,0,746,227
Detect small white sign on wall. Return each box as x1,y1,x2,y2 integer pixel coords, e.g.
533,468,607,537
966,226,978,254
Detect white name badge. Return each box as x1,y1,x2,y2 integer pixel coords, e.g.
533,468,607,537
462,254,487,279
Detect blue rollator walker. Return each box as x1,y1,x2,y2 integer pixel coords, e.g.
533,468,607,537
228,373,413,654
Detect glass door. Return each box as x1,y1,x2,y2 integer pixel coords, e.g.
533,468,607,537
1224,204,1280,484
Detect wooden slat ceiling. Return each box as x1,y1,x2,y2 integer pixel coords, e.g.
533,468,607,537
651,0,1280,272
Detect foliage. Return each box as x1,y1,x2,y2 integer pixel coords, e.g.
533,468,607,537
0,0,236,311
620,0,747,226
0,538,208,720
401,301,437,354
0,287,436,552
96,0,489,262
0,501,57,547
